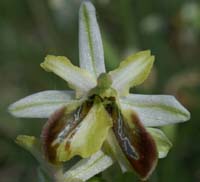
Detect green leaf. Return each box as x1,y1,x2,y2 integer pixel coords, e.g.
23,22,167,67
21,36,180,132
37,167,53,182
15,135,46,164
63,150,113,182
16,135,58,180
8,90,79,118
41,55,96,96
62,177,84,182
79,1,106,78
109,50,154,96
147,128,172,158
87,177,105,182
16,135,45,167
120,94,190,126
56,100,113,161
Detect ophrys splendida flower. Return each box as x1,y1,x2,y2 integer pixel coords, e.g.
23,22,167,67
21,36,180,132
9,1,190,181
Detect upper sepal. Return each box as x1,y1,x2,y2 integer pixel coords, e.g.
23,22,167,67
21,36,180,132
79,0,106,78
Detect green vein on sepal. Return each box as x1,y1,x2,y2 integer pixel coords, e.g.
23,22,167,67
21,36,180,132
120,94,190,126
63,150,113,182
8,90,82,118
79,1,105,77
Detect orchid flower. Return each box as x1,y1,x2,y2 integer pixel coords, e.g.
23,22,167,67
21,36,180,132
9,1,190,181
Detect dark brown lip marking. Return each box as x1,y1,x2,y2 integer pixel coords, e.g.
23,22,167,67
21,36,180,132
41,98,94,164
128,114,158,180
41,107,66,164
105,98,157,180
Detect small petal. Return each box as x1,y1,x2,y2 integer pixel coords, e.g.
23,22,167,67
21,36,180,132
120,94,190,126
109,50,154,96
79,1,106,78
63,150,113,182
42,96,113,163
8,90,79,118
147,128,172,158
16,135,38,150
41,56,96,96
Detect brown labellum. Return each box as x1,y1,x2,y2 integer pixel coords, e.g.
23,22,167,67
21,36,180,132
105,97,158,180
41,98,94,164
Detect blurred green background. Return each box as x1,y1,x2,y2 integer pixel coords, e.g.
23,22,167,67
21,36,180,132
0,0,200,181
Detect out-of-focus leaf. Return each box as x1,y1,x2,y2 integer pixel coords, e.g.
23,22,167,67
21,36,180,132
87,177,105,182
16,135,54,179
37,167,53,182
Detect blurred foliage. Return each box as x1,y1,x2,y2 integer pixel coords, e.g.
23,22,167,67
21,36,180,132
0,0,200,181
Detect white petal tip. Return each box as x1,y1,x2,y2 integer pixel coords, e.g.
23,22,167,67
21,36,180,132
182,109,191,122
8,104,16,116
8,103,26,118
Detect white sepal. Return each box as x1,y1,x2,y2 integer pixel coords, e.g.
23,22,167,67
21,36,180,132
79,1,106,78
120,94,190,126
8,90,78,118
63,150,113,182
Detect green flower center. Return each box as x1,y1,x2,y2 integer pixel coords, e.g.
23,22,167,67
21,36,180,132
89,73,118,99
